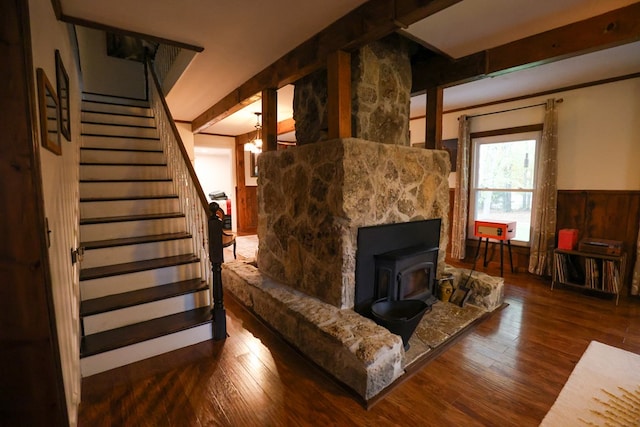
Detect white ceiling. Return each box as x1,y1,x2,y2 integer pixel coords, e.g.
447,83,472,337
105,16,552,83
60,0,640,137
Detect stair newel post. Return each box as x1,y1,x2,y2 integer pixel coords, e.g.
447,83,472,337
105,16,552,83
208,202,227,340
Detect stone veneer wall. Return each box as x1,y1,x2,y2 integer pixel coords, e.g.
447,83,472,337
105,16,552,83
351,34,411,146
257,138,450,309
293,34,411,146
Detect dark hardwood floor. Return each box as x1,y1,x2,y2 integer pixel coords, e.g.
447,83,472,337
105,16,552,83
78,263,640,426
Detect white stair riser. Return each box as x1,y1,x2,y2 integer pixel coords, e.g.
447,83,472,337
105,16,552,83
80,149,165,165
82,238,192,269
80,198,180,219
82,93,149,107
82,135,161,151
80,217,185,241
82,111,155,127
80,262,202,299
81,324,213,377
83,290,210,335
80,164,168,180
80,181,174,199
82,123,158,139
82,101,152,117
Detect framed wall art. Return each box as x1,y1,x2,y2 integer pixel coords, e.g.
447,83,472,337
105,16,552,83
36,68,61,155
55,50,71,141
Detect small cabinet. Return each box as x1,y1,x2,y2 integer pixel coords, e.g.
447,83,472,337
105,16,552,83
552,248,626,305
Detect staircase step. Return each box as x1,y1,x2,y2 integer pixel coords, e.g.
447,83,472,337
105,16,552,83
81,122,159,139
82,232,191,250
80,212,183,225
80,306,213,358
81,232,193,269
80,164,168,180
81,278,207,316
80,262,202,300
81,283,210,335
82,135,161,151
82,111,156,128
82,100,153,117
80,148,165,165
82,92,149,107
80,213,186,242
80,254,199,281
80,179,174,199
80,196,180,218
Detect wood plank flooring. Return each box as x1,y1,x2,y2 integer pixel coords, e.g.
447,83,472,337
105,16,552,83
78,263,640,426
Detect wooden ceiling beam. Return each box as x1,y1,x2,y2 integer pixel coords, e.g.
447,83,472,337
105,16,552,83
412,2,640,91
277,118,296,135
191,0,463,133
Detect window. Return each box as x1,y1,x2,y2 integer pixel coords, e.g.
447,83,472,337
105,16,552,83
469,131,540,244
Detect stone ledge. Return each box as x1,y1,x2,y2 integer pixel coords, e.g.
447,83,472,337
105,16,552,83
221,260,404,400
443,264,505,312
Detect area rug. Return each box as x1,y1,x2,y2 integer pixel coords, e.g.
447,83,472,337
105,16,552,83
540,341,640,426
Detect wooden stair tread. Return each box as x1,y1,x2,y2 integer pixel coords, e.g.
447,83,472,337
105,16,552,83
81,120,157,129
81,133,160,141
80,147,163,153
80,306,212,358
80,162,167,166
82,232,192,250
79,178,172,183
80,195,178,202
80,254,200,281
81,278,208,316
81,109,153,119
80,212,184,225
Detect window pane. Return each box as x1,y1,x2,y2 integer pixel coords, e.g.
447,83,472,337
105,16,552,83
477,140,536,189
474,190,531,241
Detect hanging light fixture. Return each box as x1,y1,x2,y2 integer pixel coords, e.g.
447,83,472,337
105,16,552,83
244,112,263,154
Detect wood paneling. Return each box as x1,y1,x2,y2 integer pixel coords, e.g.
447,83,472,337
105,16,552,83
239,186,258,234
78,268,640,426
1,0,68,424
446,190,639,284
557,190,640,294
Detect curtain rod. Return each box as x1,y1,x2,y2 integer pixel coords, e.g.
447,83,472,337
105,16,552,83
463,98,564,119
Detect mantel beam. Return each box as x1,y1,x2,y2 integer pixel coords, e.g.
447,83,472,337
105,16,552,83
412,3,640,91
192,0,463,133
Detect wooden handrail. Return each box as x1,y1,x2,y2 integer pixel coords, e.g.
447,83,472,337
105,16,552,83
146,59,211,215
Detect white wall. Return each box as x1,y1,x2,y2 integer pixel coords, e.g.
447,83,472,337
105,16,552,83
411,77,640,190
29,0,83,424
194,134,237,230
75,27,146,99
176,122,195,162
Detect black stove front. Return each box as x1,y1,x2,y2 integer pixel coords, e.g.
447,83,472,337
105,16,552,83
354,219,441,316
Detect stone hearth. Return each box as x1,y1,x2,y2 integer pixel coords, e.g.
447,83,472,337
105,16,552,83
222,253,504,400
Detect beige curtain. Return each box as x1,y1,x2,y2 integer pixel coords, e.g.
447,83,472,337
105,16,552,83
631,227,640,295
528,99,558,275
451,115,471,259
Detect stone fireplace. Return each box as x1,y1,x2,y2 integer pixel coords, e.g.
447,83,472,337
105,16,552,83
221,34,504,401
256,138,450,310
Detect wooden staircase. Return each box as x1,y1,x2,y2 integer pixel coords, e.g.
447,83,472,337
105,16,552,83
79,93,213,377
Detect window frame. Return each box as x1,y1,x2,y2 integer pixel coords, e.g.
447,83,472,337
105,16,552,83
468,128,542,246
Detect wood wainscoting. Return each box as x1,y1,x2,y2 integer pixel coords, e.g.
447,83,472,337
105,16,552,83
446,189,639,293
236,185,258,235
556,190,640,294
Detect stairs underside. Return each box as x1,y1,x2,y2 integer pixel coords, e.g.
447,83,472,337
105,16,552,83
78,93,212,377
